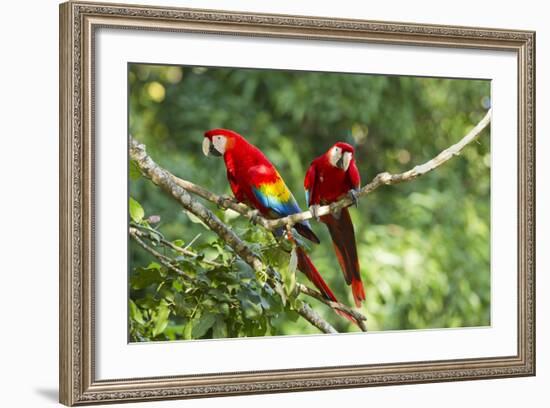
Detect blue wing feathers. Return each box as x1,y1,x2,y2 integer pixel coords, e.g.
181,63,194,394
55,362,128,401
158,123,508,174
252,187,301,217
252,187,314,232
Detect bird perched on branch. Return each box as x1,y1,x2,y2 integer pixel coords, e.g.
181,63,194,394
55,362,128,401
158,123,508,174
305,142,365,307
202,128,356,323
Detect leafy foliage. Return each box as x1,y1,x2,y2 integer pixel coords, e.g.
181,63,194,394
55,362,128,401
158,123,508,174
129,219,294,341
129,63,491,339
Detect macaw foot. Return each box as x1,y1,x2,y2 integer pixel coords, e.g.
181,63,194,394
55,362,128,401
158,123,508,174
216,194,236,209
248,209,262,225
348,189,360,207
309,205,321,221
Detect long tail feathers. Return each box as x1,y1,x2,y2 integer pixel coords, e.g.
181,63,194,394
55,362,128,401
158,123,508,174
351,279,366,308
295,246,358,325
322,208,365,308
294,222,321,244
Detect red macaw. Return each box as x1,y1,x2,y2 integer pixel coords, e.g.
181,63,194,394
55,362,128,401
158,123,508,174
202,129,355,322
304,142,365,307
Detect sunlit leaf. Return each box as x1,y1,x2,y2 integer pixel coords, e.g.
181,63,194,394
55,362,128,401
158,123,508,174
129,197,144,223
152,305,170,337
191,313,216,338
129,300,145,325
129,160,142,180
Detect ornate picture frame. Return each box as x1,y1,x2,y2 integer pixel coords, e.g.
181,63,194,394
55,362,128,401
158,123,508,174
59,1,535,405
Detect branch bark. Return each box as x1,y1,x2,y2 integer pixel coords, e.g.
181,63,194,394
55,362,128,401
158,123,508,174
130,223,223,268
130,109,489,334
133,221,367,331
169,109,490,230
130,137,338,334
129,227,195,281
297,283,368,332
262,108,492,229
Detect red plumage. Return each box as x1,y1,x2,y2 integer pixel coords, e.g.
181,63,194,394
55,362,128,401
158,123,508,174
205,128,278,212
295,246,357,323
204,129,357,324
305,142,365,307
204,128,319,243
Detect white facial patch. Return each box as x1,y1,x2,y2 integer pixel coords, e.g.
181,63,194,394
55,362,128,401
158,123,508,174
212,135,227,155
329,146,342,167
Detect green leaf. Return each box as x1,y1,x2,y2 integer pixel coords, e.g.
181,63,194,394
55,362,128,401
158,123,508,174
191,313,216,338
172,279,183,292
130,266,163,290
212,316,228,338
272,281,287,306
184,210,209,229
172,239,185,247
129,160,142,180
218,303,230,315
240,298,263,320
135,294,159,310
129,300,145,325
290,297,304,311
145,261,161,270
183,321,193,340
261,244,290,269
286,309,300,322
152,305,170,337
283,248,297,295
164,324,185,341
129,197,145,223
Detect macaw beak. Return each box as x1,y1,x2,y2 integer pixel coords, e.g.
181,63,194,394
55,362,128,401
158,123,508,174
337,152,352,171
202,137,222,157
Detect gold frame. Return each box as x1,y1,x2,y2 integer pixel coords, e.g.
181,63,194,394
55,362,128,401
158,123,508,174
59,1,536,405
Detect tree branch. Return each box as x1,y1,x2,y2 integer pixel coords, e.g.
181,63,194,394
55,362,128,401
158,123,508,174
130,223,223,268
130,109,488,333
263,108,492,229
169,109,490,230
140,216,367,329
298,303,338,334
296,283,367,332
130,224,341,333
129,227,195,281
130,137,338,334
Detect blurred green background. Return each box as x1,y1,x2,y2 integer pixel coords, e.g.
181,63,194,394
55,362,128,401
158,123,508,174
128,63,491,341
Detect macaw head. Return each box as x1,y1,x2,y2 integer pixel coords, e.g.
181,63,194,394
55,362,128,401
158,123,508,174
327,142,355,171
202,128,240,157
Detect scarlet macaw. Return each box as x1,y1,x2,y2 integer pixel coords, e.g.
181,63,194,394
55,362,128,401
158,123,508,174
304,142,365,307
202,129,355,322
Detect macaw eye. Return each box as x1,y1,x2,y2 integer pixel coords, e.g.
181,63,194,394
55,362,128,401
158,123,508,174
211,135,227,155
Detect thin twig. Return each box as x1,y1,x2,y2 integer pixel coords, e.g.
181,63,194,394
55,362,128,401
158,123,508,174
263,109,492,229
296,283,368,332
131,223,222,268
129,227,194,281
130,138,338,334
171,109,491,230
129,110,490,333
183,233,202,251
131,224,343,332
298,303,338,334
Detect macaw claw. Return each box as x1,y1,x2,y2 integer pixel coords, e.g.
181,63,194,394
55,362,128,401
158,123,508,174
348,189,360,207
216,194,236,209
248,209,261,225
309,205,321,221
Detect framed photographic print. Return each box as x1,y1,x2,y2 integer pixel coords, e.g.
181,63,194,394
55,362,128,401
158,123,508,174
59,1,535,405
